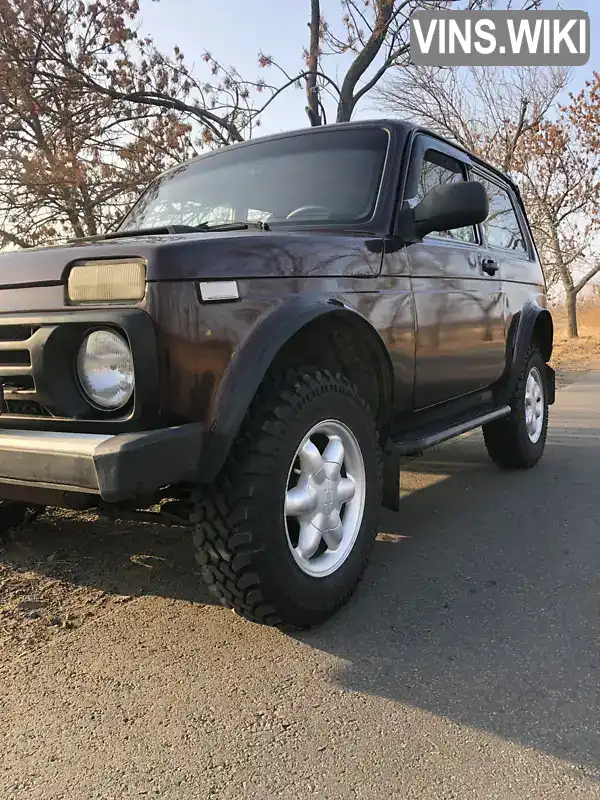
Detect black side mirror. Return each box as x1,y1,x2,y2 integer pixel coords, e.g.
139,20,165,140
399,181,489,243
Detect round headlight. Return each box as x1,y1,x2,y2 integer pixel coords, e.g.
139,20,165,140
77,330,134,410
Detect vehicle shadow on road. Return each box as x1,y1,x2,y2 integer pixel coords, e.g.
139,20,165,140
300,429,600,780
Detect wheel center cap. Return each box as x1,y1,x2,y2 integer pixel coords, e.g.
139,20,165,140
323,477,334,515
308,468,341,531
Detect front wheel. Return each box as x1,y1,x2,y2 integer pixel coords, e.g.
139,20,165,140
483,346,549,469
191,368,382,628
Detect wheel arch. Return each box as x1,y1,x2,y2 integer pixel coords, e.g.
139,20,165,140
197,299,395,482
497,301,555,405
531,308,554,363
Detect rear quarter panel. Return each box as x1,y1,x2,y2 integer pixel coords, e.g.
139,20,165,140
502,255,547,337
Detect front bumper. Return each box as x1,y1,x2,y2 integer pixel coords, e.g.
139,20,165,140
0,423,204,502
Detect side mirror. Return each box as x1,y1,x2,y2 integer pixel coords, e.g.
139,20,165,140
400,181,489,242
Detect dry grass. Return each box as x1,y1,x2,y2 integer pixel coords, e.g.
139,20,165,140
550,304,600,386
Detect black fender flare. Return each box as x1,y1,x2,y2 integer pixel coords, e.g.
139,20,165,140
197,296,395,482
498,301,555,406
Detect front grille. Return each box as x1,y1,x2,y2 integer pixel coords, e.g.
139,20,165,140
4,400,50,416
2,376,34,391
0,325,47,416
0,325,33,342
1,350,31,366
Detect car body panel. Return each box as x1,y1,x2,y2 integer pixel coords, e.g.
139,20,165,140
406,238,505,408
143,273,415,476
0,230,385,284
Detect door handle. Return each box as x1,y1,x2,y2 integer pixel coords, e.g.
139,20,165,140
481,257,499,276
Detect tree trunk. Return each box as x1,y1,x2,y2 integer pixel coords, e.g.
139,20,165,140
336,96,355,123
305,0,322,126
566,291,578,338
549,226,578,338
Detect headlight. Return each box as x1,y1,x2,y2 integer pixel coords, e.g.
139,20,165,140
67,260,146,303
77,330,135,410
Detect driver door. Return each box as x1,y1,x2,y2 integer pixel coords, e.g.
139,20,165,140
404,136,505,409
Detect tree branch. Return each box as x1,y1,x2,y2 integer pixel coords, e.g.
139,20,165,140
0,228,33,249
574,262,600,295
337,0,413,122
354,41,409,105
255,70,341,118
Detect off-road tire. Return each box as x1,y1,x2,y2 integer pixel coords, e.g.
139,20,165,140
483,346,549,469
191,368,382,629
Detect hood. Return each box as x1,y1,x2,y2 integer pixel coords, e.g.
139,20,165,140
0,229,264,288
0,228,377,286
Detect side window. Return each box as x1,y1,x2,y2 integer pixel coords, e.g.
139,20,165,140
477,176,527,255
415,149,476,244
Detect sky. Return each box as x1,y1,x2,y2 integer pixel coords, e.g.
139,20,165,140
138,0,600,137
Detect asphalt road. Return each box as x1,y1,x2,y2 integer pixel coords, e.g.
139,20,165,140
1,372,600,800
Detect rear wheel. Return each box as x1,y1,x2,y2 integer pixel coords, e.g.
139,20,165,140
191,368,382,628
483,346,549,469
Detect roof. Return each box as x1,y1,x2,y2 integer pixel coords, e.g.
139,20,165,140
165,118,413,173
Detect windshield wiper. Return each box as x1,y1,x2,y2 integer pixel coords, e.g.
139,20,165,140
68,221,270,244
68,225,202,243
200,220,271,232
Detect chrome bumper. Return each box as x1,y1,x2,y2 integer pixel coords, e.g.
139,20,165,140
0,424,204,501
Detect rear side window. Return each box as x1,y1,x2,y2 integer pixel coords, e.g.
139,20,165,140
476,176,527,254
415,150,476,243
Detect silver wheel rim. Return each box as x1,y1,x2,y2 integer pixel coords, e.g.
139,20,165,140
525,366,545,444
284,419,366,578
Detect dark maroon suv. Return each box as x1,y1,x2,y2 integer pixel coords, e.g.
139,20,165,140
0,120,554,628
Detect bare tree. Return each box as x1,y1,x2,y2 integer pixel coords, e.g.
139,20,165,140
375,63,568,172
0,0,548,250
0,0,195,247
33,0,543,138
562,71,600,312
515,120,600,338
262,0,541,127
8,0,265,149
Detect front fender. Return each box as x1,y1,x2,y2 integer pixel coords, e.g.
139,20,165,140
197,296,392,481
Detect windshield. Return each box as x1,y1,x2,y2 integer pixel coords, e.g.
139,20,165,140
118,128,389,231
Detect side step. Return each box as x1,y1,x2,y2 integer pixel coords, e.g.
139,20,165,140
394,406,512,457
